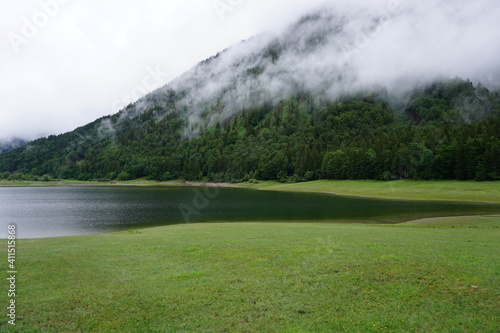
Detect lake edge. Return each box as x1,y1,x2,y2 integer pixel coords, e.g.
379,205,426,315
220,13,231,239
1,179,499,204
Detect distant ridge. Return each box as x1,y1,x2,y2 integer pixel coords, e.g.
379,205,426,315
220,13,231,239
0,138,27,154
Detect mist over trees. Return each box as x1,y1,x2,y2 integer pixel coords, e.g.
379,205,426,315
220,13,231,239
0,138,27,154
0,79,498,182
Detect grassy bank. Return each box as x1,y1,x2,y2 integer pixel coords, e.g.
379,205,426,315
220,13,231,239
236,180,500,203
2,218,499,332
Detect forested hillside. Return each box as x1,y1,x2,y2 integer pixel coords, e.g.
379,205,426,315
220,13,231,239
0,79,498,182
1,11,499,183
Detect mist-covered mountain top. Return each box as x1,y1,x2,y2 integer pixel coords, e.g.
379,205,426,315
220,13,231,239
145,9,388,132
124,2,499,137
1,2,499,183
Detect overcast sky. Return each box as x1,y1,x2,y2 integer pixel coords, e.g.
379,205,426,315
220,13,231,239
1,0,499,142
0,0,329,141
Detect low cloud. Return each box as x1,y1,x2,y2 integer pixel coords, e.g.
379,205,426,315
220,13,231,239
136,0,500,136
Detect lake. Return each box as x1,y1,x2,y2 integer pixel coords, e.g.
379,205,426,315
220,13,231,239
1,186,499,238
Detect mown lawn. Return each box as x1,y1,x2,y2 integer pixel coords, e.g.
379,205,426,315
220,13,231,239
1,217,499,332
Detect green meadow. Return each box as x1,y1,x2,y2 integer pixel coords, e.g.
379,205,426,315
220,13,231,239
1,180,499,331
1,216,499,332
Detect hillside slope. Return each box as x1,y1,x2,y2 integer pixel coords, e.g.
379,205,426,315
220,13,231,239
0,11,499,182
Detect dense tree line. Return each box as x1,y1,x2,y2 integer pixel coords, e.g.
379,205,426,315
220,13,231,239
0,79,499,182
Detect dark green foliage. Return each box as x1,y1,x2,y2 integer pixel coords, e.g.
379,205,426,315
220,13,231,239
247,66,265,76
0,79,499,182
0,171,53,181
322,151,348,179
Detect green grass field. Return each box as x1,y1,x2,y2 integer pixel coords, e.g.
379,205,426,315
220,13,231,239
2,217,499,332
237,180,500,203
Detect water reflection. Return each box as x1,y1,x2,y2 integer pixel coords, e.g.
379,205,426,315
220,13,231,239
0,186,498,238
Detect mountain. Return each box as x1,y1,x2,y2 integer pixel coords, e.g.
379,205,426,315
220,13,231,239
0,10,499,182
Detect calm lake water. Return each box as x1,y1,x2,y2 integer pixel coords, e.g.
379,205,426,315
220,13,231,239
0,186,499,238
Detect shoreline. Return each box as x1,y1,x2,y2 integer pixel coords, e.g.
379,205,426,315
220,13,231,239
4,214,500,240
252,188,500,204
1,179,499,203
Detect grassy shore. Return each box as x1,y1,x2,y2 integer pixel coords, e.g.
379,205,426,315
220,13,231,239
2,217,499,332
1,179,499,203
